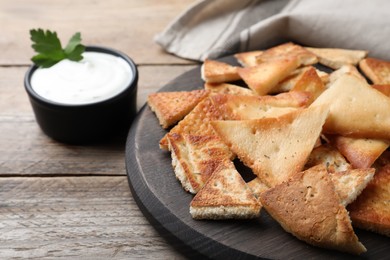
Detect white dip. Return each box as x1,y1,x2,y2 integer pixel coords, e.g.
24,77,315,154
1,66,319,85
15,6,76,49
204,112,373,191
30,51,133,105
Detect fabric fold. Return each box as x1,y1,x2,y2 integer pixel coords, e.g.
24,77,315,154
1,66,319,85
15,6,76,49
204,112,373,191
155,0,390,61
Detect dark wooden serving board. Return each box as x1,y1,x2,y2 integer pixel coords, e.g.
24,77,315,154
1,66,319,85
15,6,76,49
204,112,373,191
125,56,390,259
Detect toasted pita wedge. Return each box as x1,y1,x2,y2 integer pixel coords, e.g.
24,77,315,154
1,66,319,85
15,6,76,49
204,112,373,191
148,90,209,129
168,133,233,194
204,83,255,96
247,177,269,199
159,97,223,150
372,84,390,97
306,47,367,69
260,164,366,255
348,164,390,237
305,144,351,172
234,50,263,67
201,59,241,83
190,160,261,219
328,64,366,86
238,58,300,95
256,42,318,66
272,67,329,94
210,92,310,121
311,74,390,139
211,106,329,187
328,135,389,169
359,57,390,84
291,66,326,104
330,167,375,206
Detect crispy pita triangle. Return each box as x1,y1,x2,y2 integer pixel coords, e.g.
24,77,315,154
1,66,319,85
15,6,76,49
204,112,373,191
159,96,224,150
247,177,269,200
260,164,366,255
359,57,390,84
291,66,326,104
168,133,233,194
311,74,390,139
328,64,366,86
201,59,241,83
211,106,329,187
148,89,209,129
256,42,318,66
348,163,390,237
204,83,255,96
209,92,310,121
272,66,329,94
329,167,375,206
372,84,390,97
306,47,367,69
305,144,352,173
328,135,390,169
190,160,261,219
237,58,300,95
234,50,263,67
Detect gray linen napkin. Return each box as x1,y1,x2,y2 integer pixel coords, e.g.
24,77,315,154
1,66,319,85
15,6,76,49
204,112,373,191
155,0,390,61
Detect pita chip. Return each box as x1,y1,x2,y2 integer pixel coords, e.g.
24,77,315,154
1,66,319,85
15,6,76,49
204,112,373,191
201,59,241,83
260,164,366,255
168,133,233,194
204,83,255,96
256,42,318,66
238,58,300,95
311,74,390,139
234,50,263,67
148,89,209,129
348,164,390,237
359,57,390,84
329,135,390,169
211,106,329,187
190,161,261,220
306,47,367,69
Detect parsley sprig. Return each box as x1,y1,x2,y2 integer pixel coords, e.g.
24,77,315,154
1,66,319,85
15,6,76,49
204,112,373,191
30,29,85,68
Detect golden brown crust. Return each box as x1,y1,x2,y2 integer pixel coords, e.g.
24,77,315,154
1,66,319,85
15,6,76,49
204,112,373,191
159,97,224,150
190,161,261,219
234,50,263,67
148,89,209,129
260,164,366,255
201,59,241,83
204,83,255,96
257,42,318,66
348,164,390,237
167,133,233,194
310,74,390,139
237,58,300,95
359,58,390,84
209,92,310,121
329,135,389,169
372,84,390,97
291,66,326,104
305,144,352,172
211,106,329,187
306,47,367,69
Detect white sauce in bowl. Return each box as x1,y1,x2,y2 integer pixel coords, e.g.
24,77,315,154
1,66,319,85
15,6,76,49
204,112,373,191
30,51,133,105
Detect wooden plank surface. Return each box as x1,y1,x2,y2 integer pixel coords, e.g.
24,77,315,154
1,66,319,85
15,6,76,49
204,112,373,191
0,176,184,259
0,0,198,258
0,0,195,65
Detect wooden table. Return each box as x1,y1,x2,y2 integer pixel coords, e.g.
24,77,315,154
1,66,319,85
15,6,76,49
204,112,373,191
0,1,198,258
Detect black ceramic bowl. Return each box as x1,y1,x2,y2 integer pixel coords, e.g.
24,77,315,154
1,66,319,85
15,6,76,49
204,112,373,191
24,46,138,144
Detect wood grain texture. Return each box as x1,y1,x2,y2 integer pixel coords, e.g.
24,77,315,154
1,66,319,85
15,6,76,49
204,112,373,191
0,0,198,258
0,176,185,259
0,0,195,65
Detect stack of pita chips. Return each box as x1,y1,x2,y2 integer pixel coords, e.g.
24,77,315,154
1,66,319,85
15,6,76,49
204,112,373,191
147,42,390,255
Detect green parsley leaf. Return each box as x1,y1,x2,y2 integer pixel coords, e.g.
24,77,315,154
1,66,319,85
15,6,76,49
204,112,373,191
30,29,85,68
